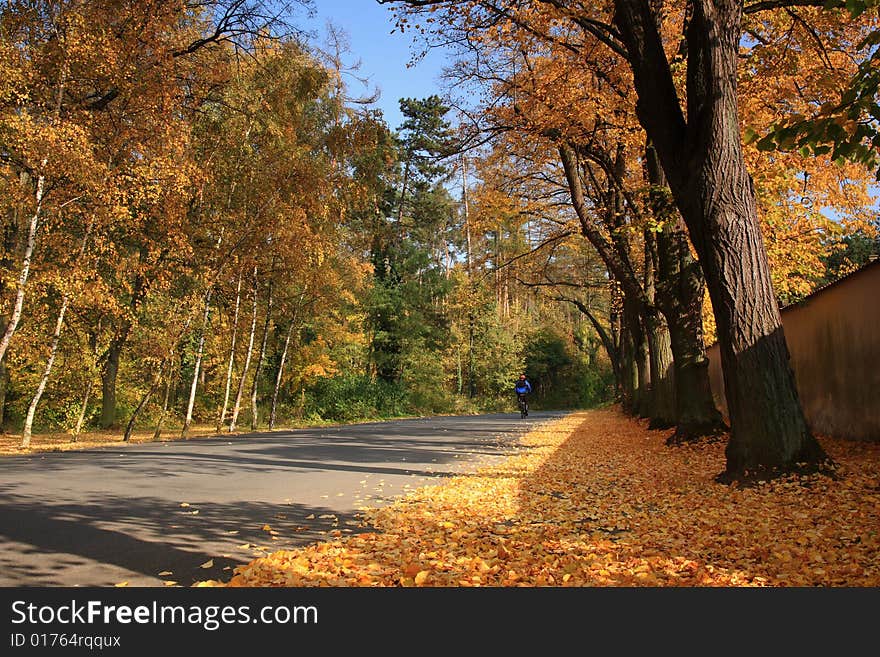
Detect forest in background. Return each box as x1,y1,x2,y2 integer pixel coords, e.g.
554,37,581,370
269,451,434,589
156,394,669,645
0,1,615,449
1,1,878,468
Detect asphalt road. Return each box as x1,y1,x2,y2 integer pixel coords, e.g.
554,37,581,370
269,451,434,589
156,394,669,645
0,411,566,587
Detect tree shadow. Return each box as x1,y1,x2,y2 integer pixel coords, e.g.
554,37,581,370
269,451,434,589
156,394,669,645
0,413,567,586
0,491,366,586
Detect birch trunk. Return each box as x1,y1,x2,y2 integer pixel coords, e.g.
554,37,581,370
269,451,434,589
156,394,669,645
182,288,213,437
250,280,272,430
0,173,45,366
217,271,243,431
268,289,305,430
0,66,65,366
72,378,92,441
20,296,69,448
269,321,294,430
229,267,258,432
21,218,93,447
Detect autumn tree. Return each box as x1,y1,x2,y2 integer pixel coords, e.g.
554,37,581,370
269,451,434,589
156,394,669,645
383,0,880,477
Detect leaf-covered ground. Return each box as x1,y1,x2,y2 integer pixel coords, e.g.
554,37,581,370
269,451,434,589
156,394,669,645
196,409,880,587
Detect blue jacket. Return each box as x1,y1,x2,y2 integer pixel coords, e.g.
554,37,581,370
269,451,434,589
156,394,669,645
515,379,532,394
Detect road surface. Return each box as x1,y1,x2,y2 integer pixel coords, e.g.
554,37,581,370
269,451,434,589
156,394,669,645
0,412,566,586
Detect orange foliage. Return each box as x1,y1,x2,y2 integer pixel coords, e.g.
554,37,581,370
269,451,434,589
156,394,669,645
197,411,880,587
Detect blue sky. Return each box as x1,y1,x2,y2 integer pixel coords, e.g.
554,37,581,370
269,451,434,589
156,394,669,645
301,0,452,130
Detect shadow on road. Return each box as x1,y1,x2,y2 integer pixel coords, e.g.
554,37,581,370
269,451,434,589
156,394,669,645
0,491,364,586
0,412,569,586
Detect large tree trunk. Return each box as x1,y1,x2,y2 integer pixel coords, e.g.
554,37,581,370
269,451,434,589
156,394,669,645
618,311,637,414
623,297,650,417
644,309,676,429
99,267,146,429
229,266,258,432
614,0,827,477
646,144,726,441
643,231,676,428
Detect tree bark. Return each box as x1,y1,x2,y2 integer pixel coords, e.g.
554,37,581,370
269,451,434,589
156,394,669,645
217,271,243,431
613,0,827,476
643,231,676,428
644,309,676,429
623,297,650,417
559,142,658,422
618,310,637,413
229,266,258,432
182,288,213,437
646,143,726,441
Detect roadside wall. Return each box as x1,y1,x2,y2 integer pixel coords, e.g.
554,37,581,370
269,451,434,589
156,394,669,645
706,260,880,441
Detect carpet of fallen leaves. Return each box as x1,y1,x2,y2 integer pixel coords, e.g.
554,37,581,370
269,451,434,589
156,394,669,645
196,408,880,587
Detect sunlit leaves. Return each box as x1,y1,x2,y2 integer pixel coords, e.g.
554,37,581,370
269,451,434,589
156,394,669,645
198,411,880,587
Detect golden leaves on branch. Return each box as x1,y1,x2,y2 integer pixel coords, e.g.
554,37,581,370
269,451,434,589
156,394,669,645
197,411,880,588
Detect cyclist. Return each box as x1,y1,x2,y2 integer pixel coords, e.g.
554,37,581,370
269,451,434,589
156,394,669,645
515,374,532,418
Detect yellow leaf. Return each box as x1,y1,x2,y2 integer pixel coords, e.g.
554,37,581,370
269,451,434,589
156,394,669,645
262,524,272,531
200,559,214,569
414,570,430,586
164,581,178,587
114,581,129,587
157,570,173,576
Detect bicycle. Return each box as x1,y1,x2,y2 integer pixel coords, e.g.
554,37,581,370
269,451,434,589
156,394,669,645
517,393,529,419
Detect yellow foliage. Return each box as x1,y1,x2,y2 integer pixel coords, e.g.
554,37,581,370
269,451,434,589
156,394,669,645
197,411,880,588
